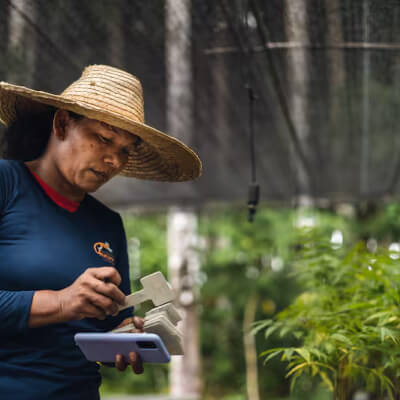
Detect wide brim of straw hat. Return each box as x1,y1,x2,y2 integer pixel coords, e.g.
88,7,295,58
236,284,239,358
0,82,202,182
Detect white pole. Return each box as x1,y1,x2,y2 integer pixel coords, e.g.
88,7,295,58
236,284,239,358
284,0,312,207
7,0,37,86
360,0,370,196
166,0,201,398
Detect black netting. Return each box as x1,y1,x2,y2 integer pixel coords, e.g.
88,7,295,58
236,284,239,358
1,0,400,207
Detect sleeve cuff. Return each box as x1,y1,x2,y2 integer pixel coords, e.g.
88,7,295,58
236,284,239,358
17,290,35,334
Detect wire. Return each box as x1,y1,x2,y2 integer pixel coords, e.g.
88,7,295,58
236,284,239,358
247,86,259,222
248,87,256,183
241,0,260,222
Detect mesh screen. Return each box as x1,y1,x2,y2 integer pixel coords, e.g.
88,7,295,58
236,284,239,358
1,0,399,207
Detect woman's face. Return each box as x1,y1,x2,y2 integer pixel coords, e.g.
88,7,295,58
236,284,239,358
53,110,138,193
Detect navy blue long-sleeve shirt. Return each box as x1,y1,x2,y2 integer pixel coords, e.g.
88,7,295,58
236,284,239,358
0,159,133,399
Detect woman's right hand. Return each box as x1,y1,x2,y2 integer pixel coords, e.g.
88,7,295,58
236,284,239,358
56,267,126,321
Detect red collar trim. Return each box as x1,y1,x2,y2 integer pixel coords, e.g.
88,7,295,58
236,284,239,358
27,167,81,213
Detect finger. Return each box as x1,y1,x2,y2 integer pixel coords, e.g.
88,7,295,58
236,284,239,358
89,276,126,306
129,352,144,374
82,303,107,320
114,317,137,331
115,317,132,329
115,354,127,371
115,317,134,329
85,290,118,316
132,316,144,331
91,267,122,286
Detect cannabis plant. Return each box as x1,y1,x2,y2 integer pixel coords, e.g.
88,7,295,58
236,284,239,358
254,234,400,399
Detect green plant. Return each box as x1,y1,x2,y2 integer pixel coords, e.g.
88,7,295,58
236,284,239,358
254,232,400,399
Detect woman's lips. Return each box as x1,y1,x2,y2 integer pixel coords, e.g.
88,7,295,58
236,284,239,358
90,169,107,180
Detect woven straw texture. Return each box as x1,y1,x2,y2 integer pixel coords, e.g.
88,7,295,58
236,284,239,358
0,65,202,182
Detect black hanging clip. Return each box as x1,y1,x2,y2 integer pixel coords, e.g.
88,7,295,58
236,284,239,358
248,182,259,222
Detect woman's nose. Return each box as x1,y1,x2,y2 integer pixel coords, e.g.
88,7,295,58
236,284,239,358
104,150,125,170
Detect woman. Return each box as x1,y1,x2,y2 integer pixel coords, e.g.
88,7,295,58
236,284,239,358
0,65,201,400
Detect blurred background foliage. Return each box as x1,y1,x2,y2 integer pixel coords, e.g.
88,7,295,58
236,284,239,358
98,201,400,399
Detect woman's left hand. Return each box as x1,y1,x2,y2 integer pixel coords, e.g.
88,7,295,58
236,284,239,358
114,316,144,374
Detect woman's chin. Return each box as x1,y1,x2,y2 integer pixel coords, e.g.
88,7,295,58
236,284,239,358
79,180,104,193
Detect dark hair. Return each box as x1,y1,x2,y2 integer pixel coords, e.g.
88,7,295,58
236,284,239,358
1,108,83,161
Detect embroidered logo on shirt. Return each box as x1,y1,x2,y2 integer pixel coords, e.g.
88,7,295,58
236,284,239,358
93,241,115,265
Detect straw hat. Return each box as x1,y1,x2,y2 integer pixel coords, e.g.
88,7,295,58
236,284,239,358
0,64,202,181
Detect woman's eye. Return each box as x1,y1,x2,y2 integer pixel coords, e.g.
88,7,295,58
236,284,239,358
98,135,110,144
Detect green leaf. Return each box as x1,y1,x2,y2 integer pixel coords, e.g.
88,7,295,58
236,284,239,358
279,325,292,338
292,330,304,339
264,325,278,339
365,311,391,322
309,348,326,361
331,333,352,346
295,348,311,363
284,348,294,361
259,347,285,357
319,371,334,391
380,327,396,342
286,362,308,378
311,363,319,376
260,348,285,364
251,319,274,335
289,370,302,392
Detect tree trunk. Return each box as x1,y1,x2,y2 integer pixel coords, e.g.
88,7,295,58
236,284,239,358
325,0,345,92
167,208,202,398
212,17,235,192
284,0,312,207
108,0,124,68
243,294,260,400
7,0,37,86
166,0,202,397
360,0,371,196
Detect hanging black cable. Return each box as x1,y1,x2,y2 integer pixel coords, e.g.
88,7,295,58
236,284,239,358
247,85,259,222
242,0,259,222
248,87,256,183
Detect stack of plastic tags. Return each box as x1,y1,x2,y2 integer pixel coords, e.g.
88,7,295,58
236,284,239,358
143,303,183,355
